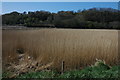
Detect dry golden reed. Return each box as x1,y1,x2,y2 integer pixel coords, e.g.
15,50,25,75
2,29,119,71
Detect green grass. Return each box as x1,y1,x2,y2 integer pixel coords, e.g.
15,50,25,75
3,60,119,79
17,70,58,78
59,65,119,78
17,65,119,78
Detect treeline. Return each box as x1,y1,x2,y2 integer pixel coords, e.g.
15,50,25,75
2,8,120,29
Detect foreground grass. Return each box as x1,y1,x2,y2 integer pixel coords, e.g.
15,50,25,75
17,64,119,78
3,60,119,78
59,65,119,78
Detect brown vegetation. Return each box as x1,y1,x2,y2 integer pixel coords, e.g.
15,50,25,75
2,29,119,73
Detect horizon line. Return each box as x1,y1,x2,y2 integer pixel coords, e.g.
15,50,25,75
2,7,119,15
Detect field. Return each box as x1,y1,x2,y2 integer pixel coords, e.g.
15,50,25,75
2,29,119,78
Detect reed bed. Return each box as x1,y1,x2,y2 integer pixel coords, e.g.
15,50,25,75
2,29,119,71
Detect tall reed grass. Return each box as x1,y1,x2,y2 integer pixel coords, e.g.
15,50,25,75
2,29,119,71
